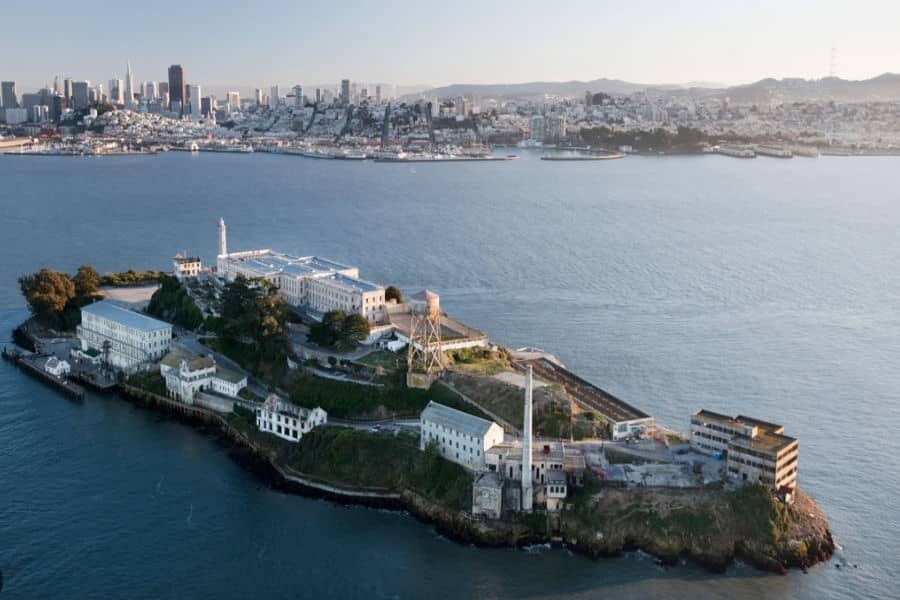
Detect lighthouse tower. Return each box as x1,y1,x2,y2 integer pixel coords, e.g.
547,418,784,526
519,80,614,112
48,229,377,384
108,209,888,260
218,218,227,257
521,364,534,511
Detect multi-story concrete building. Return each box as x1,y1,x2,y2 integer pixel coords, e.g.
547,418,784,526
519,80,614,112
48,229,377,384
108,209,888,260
255,394,327,443
529,114,545,142
71,81,90,110
172,254,202,279
77,300,172,370
690,410,799,492
160,349,247,404
419,401,504,472
216,223,386,324
340,79,350,105
167,65,185,114
189,85,202,120
1,81,18,111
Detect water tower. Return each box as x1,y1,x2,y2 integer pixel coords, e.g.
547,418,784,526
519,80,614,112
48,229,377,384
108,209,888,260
406,290,443,389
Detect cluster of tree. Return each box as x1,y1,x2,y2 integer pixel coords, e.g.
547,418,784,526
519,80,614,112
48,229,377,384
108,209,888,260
580,126,716,152
99,269,165,287
308,310,371,352
213,275,289,375
385,285,403,303
146,275,204,330
18,265,101,330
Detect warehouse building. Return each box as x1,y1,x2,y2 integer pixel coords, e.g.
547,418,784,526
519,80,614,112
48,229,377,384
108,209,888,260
419,401,504,472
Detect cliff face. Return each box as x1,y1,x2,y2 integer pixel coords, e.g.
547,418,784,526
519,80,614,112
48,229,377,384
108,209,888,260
557,486,833,573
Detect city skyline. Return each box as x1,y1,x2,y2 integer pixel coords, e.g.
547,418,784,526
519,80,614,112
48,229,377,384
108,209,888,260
2,0,899,92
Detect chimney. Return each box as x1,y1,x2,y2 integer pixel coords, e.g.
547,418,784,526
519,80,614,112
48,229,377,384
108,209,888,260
522,364,534,511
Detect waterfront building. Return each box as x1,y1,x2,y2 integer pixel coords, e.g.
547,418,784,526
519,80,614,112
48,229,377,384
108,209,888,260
419,401,504,472
2,81,18,110
255,394,327,443
172,254,202,279
690,410,799,492
167,65,185,114
77,300,172,370
160,348,247,404
189,85,202,120
124,61,135,109
529,115,545,142
44,356,71,378
544,114,566,142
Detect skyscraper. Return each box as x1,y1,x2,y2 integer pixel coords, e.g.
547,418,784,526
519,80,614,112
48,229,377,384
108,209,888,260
167,65,186,115
226,91,241,113
375,85,381,104
269,84,280,109
63,78,73,102
124,62,135,109
1,81,18,109
292,85,302,109
144,81,157,100
254,88,262,105
340,79,350,105
71,81,90,110
189,84,202,120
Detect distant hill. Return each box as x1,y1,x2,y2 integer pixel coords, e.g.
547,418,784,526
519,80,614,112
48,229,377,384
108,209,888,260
718,74,900,103
417,74,900,103
420,78,672,99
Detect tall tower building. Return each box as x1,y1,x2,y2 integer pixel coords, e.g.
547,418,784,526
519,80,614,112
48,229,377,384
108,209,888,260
189,85,202,120
292,85,302,109
340,79,350,105
254,88,262,105
375,85,381,104
167,65,186,115
269,84,280,109
521,365,534,512
218,218,227,257
124,61,135,109
1,81,18,109
63,78,73,102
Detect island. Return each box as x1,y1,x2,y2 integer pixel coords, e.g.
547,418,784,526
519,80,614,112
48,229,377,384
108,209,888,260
5,225,834,574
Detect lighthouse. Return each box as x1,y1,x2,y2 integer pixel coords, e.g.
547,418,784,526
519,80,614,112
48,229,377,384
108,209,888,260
218,218,227,257
522,364,534,511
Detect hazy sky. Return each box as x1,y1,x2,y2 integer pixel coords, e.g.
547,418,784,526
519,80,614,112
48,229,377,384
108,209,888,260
3,0,899,91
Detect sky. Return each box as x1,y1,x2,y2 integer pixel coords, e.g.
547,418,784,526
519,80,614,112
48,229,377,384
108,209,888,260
2,0,899,93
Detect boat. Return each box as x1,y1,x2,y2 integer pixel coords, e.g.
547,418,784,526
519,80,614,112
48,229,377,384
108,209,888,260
716,145,756,158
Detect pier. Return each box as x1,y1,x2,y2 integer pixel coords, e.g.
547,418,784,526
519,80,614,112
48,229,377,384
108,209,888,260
2,347,85,400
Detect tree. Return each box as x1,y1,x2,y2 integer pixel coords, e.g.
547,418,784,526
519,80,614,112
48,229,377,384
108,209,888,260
341,313,371,343
18,268,76,325
72,265,101,298
385,285,403,303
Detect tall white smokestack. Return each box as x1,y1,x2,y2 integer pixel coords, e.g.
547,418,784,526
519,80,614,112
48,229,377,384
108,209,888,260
218,218,227,257
522,364,534,511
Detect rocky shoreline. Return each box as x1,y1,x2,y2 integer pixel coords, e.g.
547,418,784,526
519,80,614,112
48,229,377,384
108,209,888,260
115,383,834,575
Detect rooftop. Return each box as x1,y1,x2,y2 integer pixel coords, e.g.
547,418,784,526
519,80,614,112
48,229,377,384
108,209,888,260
81,300,171,332
222,250,355,280
318,272,383,294
421,400,499,438
160,348,215,371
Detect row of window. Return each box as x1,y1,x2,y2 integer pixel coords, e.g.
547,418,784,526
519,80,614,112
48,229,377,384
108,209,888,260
548,485,566,495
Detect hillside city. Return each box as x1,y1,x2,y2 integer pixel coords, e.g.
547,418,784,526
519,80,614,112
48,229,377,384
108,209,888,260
2,63,900,157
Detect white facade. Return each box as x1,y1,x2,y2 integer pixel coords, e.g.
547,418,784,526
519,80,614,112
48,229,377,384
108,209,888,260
77,301,171,370
44,356,71,377
419,401,504,472
173,255,202,279
160,350,247,404
217,244,385,324
255,394,327,443
4,108,28,125
189,85,202,120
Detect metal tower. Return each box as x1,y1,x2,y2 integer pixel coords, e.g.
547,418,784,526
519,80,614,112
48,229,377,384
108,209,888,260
406,290,443,389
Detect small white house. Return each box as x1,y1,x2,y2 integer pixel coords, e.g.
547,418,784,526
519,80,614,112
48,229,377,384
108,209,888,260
255,394,327,443
44,356,71,378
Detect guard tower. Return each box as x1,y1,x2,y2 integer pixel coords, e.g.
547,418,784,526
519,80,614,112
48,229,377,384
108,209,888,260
406,290,443,389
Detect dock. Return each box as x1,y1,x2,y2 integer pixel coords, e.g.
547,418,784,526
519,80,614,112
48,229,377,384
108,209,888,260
2,347,86,400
